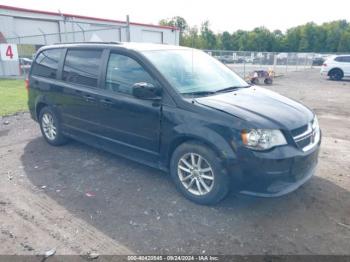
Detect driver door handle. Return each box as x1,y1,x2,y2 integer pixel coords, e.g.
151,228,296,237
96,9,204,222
84,94,96,102
100,98,114,105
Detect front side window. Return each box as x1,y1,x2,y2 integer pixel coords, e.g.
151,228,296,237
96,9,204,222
62,49,102,88
32,49,62,79
105,53,154,95
142,49,248,95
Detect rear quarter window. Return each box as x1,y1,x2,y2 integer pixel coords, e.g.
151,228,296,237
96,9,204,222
31,49,62,79
62,49,102,88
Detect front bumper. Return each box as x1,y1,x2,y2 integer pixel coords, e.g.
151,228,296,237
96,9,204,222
320,69,329,78
232,140,320,197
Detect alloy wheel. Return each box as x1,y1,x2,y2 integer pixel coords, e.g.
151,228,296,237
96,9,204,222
177,153,215,196
41,113,57,141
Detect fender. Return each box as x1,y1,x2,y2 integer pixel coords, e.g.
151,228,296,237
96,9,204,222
328,67,344,76
33,94,61,122
160,124,237,170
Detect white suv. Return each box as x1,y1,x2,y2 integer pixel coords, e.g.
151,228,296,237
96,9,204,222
320,55,350,80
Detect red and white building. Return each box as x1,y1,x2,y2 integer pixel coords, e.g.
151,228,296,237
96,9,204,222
0,5,179,76
0,5,179,45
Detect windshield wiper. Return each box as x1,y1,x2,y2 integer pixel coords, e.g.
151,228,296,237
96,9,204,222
214,85,251,93
182,85,251,97
182,91,216,97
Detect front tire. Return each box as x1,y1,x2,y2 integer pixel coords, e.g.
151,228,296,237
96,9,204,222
170,142,230,205
39,106,68,146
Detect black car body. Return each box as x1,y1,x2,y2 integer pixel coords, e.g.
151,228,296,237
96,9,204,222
28,42,321,204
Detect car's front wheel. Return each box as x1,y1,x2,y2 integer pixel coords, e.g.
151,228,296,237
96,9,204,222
170,142,230,205
39,106,68,146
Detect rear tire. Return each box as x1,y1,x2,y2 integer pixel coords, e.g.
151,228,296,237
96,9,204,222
329,69,343,81
170,141,230,205
39,106,68,146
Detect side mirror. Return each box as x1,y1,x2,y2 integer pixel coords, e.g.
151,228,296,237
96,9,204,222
132,82,161,100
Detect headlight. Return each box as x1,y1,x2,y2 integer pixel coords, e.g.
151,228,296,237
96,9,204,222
312,115,320,142
241,129,287,150
312,115,319,131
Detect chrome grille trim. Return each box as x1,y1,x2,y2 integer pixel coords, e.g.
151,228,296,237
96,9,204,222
294,132,313,142
302,138,319,152
293,123,312,141
293,120,320,152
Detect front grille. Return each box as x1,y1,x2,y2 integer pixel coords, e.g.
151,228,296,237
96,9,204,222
291,124,308,137
295,134,312,148
292,120,319,152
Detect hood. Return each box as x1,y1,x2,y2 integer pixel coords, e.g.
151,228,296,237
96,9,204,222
195,86,314,130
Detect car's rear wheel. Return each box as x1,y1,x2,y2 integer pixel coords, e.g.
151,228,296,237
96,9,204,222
170,142,230,205
329,69,343,81
264,78,273,85
39,107,68,146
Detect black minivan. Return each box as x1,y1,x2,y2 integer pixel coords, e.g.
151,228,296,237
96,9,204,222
28,42,321,204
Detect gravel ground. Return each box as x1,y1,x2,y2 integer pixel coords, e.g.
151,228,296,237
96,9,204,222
0,68,349,255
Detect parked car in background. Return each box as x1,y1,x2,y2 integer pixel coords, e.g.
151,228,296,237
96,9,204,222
19,57,33,67
235,57,246,64
312,57,325,66
320,55,350,80
216,55,235,64
27,42,321,205
19,57,33,75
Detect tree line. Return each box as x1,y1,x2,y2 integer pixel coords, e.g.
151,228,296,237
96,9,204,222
159,17,350,52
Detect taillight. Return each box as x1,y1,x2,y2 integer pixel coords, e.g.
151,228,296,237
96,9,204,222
322,63,327,67
25,78,30,92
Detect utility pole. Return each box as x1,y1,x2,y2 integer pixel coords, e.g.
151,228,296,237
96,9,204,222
76,23,86,41
38,28,47,44
58,10,68,42
126,15,130,42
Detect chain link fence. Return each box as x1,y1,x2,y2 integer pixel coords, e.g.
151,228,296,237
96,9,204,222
204,50,318,80
3,39,321,79
6,25,124,46
1,24,125,78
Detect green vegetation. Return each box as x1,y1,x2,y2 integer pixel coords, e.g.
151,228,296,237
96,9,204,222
160,17,350,52
0,79,28,116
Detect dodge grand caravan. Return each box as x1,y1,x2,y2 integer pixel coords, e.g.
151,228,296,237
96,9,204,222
28,42,321,205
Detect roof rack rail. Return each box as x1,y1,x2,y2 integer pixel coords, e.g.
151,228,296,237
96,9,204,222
52,41,122,45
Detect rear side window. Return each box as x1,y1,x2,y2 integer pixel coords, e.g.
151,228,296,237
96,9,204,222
335,56,350,62
105,53,154,95
335,57,343,62
343,56,350,62
63,49,102,88
32,49,62,79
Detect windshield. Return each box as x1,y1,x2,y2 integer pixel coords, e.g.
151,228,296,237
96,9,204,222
142,49,248,95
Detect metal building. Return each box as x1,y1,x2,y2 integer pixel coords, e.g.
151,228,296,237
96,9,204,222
0,5,179,45
0,5,179,76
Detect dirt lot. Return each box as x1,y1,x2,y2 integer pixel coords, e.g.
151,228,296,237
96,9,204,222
0,69,349,256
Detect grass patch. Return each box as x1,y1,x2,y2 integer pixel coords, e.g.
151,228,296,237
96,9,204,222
0,79,28,116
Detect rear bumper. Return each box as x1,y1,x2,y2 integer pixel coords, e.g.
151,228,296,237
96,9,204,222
231,140,320,197
29,109,37,122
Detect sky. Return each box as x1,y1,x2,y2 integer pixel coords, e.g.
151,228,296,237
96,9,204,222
1,0,349,33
